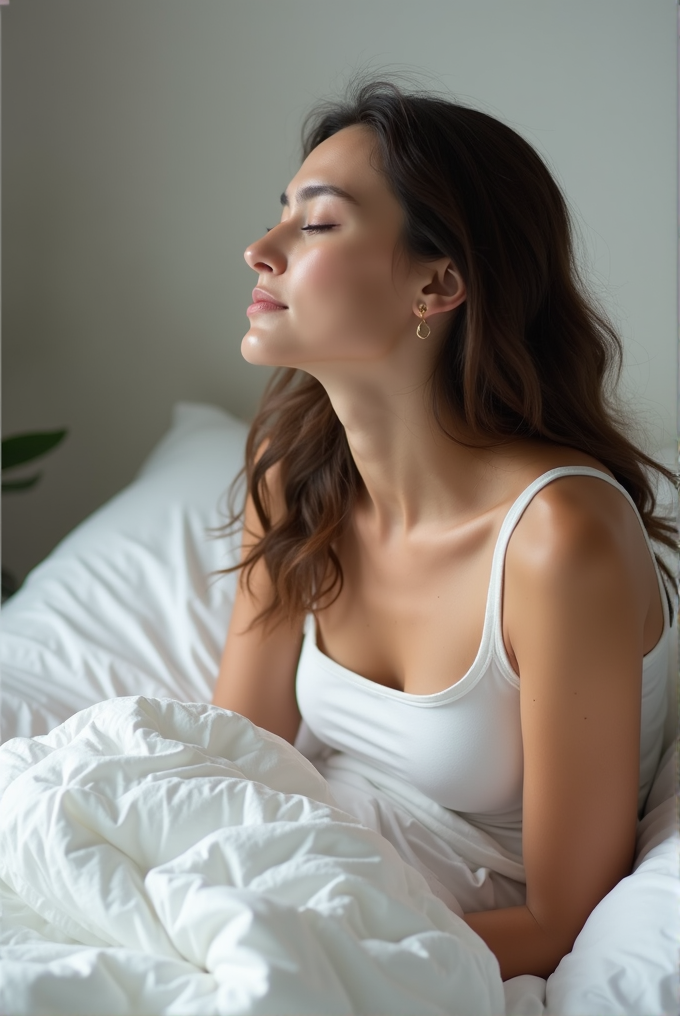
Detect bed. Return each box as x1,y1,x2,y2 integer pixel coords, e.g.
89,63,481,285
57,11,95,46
1,401,678,1016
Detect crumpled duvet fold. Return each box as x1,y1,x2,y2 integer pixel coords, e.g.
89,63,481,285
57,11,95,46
0,696,504,1015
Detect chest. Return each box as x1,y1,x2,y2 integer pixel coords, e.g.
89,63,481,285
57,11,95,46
314,507,516,694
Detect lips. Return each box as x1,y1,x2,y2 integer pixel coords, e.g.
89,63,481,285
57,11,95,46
251,288,287,308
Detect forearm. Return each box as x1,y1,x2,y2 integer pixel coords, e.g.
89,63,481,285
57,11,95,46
463,905,569,980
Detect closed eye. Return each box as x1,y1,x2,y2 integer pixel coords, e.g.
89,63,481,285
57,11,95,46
265,224,336,234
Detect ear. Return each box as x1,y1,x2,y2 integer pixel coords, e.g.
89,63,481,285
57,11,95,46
416,260,466,318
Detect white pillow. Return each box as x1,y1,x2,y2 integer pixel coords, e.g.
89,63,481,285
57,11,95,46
1,402,248,741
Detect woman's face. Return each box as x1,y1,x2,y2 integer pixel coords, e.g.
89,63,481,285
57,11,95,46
242,125,434,370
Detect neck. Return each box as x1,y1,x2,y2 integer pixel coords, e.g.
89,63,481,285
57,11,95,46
310,361,517,539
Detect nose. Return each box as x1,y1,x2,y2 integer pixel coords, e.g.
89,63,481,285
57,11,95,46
244,229,285,274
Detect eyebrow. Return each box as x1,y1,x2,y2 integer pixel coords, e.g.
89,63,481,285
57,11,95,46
279,183,360,207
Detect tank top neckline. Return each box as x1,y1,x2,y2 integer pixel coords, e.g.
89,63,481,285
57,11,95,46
307,465,671,703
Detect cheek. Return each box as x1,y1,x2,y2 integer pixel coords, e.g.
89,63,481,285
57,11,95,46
294,247,361,300
291,243,401,340
241,237,409,368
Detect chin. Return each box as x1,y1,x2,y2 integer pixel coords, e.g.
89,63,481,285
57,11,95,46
241,333,296,368
241,333,274,365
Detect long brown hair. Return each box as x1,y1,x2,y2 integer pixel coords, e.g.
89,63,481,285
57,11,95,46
219,76,678,630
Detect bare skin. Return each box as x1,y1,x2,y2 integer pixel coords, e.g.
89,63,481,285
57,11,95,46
213,124,665,979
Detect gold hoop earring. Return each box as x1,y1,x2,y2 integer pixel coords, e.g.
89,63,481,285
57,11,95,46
416,304,431,340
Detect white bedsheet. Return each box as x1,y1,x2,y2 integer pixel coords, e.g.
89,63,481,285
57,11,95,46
0,695,504,1016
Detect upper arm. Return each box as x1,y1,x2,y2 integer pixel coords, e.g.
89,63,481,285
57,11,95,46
504,478,649,960
212,452,304,744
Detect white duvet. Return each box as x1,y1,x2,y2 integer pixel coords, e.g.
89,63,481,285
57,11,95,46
0,695,504,1016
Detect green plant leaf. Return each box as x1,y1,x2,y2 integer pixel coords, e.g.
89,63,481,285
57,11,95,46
2,430,67,470
2,473,42,492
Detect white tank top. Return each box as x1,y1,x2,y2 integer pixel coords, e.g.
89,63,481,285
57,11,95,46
296,467,671,829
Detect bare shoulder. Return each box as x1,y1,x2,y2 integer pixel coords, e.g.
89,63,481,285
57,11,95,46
502,464,656,669
510,464,654,577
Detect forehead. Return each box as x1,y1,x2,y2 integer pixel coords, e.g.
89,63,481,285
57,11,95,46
287,125,390,207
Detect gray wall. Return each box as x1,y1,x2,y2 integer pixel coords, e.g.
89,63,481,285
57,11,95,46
3,0,678,585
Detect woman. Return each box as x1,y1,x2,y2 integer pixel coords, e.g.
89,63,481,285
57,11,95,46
212,78,676,981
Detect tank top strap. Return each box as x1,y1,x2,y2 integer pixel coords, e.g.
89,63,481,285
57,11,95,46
483,466,671,661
